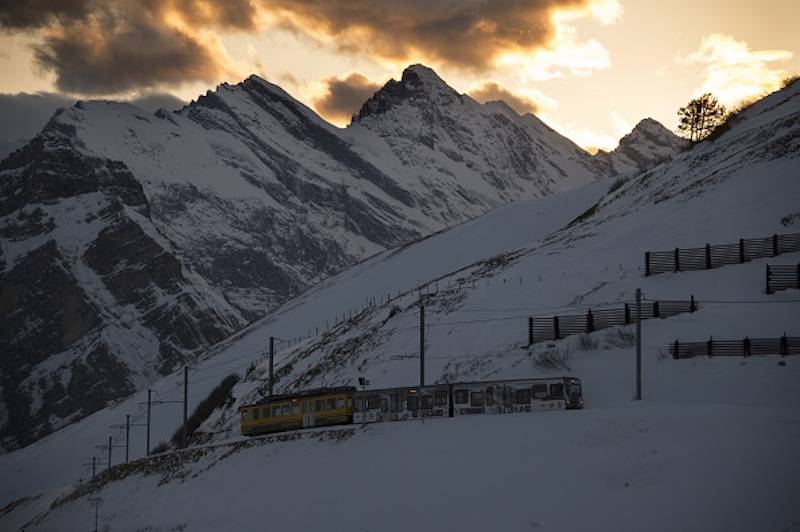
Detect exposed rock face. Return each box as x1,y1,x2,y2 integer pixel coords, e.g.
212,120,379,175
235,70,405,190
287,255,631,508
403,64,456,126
594,118,688,176
1,64,609,450
0,116,245,449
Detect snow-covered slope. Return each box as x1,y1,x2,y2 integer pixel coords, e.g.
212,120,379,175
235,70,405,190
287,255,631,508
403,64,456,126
1,81,798,531
594,117,688,176
0,65,608,450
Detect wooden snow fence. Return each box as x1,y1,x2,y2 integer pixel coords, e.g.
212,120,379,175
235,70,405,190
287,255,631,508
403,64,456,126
644,233,800,276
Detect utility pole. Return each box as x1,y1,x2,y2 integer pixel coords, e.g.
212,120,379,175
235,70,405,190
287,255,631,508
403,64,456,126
146,389,152,456
269,336,275,397
419,296,425,386
125,415,130,463
91,456,96,480
635,288,642,401
107,436,112,468
182,366,189,447
89,497,101,532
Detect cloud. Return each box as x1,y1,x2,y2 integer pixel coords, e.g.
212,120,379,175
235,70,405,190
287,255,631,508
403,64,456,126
262,0,606,71
499,16,611,81
0,91,185,141
0,0,93,30
313,73,382,124
683,34,793,106
468,82,539,115
1,1,258,94
3,0,620,95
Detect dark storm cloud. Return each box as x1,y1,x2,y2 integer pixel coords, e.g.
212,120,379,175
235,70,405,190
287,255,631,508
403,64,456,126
313,73,382,123
0,91,185,141
469,82,539,115
264,0,588,70
0,0,92,30
1,0,259,94
1,0,588,94
33,14,227,94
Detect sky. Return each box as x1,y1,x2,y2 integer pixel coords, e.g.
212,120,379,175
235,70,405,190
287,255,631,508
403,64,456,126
0,0,797,152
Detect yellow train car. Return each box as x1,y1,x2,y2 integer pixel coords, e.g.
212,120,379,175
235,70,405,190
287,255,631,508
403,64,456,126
240,386,356,436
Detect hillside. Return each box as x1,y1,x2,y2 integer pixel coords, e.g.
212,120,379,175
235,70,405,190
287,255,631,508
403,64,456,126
1,80,798,531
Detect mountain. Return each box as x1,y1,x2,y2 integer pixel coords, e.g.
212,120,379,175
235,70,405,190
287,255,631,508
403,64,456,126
0,138,26,160
594,117,688,176
348,65,601,201
0,65,609,451
2,80,798,532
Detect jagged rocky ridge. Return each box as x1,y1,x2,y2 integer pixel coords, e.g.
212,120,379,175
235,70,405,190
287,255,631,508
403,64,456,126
0,64,681,451
594,117,688,176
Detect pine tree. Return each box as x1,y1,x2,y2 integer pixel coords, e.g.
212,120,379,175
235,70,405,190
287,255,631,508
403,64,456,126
677,93,726,142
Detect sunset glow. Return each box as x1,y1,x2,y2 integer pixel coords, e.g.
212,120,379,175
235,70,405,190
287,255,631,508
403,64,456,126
0,0,797,151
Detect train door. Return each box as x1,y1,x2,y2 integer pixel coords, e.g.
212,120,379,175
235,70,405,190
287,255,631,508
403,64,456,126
303,399,315,428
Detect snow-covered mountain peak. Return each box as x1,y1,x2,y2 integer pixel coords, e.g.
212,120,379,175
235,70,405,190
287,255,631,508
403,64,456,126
354,64,463,123
594,117,687,176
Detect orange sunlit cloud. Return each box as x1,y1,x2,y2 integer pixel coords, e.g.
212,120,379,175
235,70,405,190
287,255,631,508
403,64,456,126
684,33,794,107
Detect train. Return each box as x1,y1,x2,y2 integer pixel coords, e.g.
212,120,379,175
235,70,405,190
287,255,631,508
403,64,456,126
240,376,583,436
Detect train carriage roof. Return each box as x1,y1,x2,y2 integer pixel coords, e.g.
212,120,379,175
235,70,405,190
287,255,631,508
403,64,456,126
240,386,356,410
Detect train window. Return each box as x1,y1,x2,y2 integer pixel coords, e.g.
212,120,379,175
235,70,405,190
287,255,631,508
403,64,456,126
380,398,389,413
368,395,381,409
272,405,282,416
315,400,324,412
262,407,270,418
514,389,531,404
252,408,260,420
241,409,249,420
407,395,419,410
569,381,582,394
291,404,300,415
549,383,564,398
434,391,448,406
347,398,352,408
454,390,469,404
532,384,548,399
335,398,345,409
355,398,365,412
470,391,485,407
421,395,433,409
327,398,337,410
485,387,495,406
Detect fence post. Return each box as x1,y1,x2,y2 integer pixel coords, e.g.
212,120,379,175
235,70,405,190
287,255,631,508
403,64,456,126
690,294,696,313
674,248,680,272
739,238,745,263
743,337,751,357
586,309,594,333
766,265,771,294
528,317,533,346
707,336,713,358
673,340,679,359
781,334,788,356
624,303,630,324
645,252,650,276
553,316,560,340
705,243,711,269
773,234,778,256
653,301,660,318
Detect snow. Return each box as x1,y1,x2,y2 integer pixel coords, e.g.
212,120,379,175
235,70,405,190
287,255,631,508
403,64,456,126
2,76,799,532
6,402,800,532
